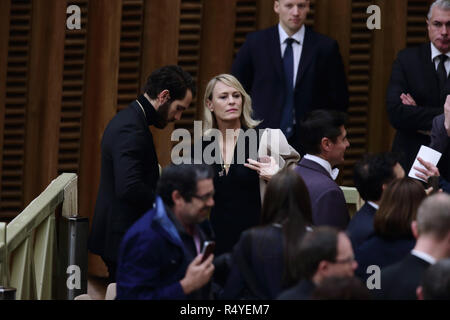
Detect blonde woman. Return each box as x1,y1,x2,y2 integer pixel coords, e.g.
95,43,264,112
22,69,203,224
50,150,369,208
198,74,299,258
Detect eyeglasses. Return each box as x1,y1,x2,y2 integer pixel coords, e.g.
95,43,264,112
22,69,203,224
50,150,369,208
192,191,215,202
333,256,355,265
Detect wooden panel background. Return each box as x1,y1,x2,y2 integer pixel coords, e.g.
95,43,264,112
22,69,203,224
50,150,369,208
0,0,438,273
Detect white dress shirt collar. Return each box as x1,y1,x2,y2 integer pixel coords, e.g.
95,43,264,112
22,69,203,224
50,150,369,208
367,201,379,210
278,24,305,46
411,249,437,265
304,154,339,180
431,42,450,61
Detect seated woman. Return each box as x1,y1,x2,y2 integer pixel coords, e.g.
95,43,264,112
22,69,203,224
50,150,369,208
196,74,300,257
355,177,426,281
221,169,312,299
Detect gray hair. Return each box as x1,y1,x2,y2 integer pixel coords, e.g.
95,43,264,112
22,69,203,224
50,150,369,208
416,193,450,239
428,0,450,20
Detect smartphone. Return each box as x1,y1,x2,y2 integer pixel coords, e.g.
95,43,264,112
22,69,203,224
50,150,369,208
201,241,215,262
427,176,440,195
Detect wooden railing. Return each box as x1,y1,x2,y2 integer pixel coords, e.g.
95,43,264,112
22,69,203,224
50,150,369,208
0,173,78,300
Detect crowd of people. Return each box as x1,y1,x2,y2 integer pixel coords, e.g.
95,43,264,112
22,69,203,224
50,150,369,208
87,0,450,300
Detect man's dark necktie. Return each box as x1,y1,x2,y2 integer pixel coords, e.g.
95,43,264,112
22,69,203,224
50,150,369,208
437,54,448,106
280,38,296,139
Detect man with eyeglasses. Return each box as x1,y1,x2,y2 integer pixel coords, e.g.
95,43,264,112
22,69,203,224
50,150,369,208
116,164,216,300
387,0,450,172
277,226,358,300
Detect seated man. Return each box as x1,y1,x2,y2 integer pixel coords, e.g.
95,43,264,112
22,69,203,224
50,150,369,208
295,110,350,229
277,226,358,300
377,193,450,300
116,164,215,300
348,153,404,250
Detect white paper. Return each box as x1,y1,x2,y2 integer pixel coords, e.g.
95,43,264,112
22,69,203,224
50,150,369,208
408,145,442,182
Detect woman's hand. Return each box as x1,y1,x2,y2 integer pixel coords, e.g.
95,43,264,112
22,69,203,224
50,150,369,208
244,156,279,181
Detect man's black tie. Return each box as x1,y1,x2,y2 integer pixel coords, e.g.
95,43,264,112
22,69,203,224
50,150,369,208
437,54,448,105
280,38,296,139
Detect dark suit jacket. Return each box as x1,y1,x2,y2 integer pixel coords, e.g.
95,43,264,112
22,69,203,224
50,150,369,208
276,280,315,300
232,25,348,152
346,202,377,251
295,158,349,229
221,225,285,300
430,114,450,192
387,43,448,171
88,94,160,263
355,235,415,282
376,253,431,300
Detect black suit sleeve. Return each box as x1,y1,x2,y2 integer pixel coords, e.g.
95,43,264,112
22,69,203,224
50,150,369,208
324,40,349,112
386,55,443,131
231,35,254,94
112,130,155,211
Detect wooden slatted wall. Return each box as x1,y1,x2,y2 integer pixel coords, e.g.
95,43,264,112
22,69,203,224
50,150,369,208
234,0,257,58
176,0,203,130
57,0,88,176
0,0,32,219
407,0,431,47
341,0,374,186
117,0,144,113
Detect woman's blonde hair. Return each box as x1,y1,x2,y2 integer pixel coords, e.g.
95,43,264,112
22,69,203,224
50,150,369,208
202,74,261,133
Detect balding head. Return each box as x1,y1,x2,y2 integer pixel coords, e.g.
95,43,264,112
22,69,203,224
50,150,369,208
416,193,450,239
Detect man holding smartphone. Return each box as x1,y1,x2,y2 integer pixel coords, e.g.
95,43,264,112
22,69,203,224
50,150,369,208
116,164,216,300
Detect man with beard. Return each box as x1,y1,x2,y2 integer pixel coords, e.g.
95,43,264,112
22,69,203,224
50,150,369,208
89,65,195,282
116,164,216,300
386,0,450,171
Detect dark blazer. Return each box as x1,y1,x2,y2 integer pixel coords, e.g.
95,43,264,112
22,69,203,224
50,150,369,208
295,158,349,229
276,280,316,300
386,43,448,171
88,94,160,263
430,114,450,191
355,235,415,282
346,203,377,251
116,197,210,300
377,253,431,300
222,225,286,300
232,25,348,152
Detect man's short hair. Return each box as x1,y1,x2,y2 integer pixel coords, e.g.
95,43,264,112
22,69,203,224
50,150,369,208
428,0,450,20
421,258,450,300
353,152,400,202
294,226,340,281
416,193,450,240
156,164,214,207
142,65,196,102
298,110,347,155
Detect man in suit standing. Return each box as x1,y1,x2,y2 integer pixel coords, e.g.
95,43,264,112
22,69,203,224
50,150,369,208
347,153,405,250
377,193,450,300
231,0,348,153
295,110,350,229
387,0,450,171
88,65,196,282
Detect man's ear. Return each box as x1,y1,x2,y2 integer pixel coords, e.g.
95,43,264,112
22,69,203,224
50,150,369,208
317,260,329,276
321,137,332,153
158,89,171,104
416,286,424,300
411,221,419,239
171,190,183,206
274,0,280,14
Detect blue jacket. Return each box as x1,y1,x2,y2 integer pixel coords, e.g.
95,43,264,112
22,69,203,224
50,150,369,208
347,202,377,251
116,197,203,300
